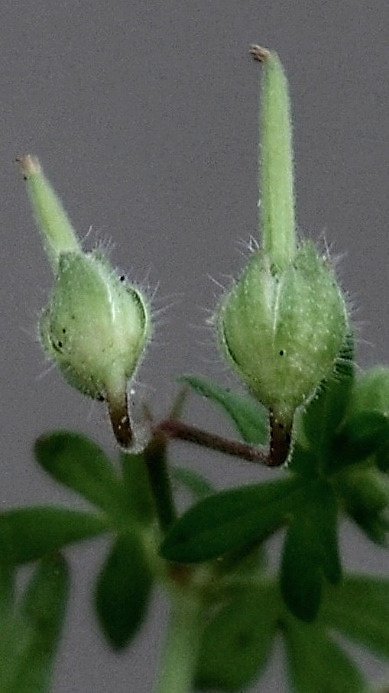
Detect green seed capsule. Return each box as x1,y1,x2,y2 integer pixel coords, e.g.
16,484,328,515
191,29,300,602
216,47,349,460
39,251,149,403
18,155,151,448
218,241,348,429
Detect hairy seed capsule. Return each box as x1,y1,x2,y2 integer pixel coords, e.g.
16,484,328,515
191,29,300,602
218,241,348,430
215,47,350,462
39,251,150,403
18,155,151,448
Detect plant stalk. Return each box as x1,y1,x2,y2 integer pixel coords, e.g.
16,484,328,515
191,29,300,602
154,590,203,693
144,430,177,532
157,419,271,465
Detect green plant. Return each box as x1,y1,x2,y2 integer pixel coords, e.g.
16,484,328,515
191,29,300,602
6,45,388,692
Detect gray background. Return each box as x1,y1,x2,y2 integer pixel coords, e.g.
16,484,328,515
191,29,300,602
1,1,388,691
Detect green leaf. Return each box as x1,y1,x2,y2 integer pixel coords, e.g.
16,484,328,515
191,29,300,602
281,519,322,623
195,584,279,691
286,442,318,478
120,451,155,524
335,411,389,466
212,544,266,580
178,374,268,445
349,366,389,416
0,560,14,624
354,513,389,545
95,532,153,649
35,431,131,523
377,437,389,473
0,617,33,692
344,366,389,474
335,468,389,545
0,507,107,564
283,616,365,693
172,466,215,500
301,334,355,456
160,477,305,563
0,554,69,693
320,575,389,659
281,482,340,621
18,554,69,687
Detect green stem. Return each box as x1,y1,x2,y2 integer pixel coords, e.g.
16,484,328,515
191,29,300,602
144,431,177,532
155,590,203,693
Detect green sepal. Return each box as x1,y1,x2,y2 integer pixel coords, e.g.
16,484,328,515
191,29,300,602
95,532,153,649
35,431,133,526
0,554,69,693
178,374,268,445
281,481,340,621
195,583,279,691
160,477,305,563
283,615,365,693
0,507,107,564
320,575,389,660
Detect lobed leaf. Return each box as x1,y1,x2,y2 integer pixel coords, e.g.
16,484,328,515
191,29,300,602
281,481,340,621
0,554,69,693
335,411,389,466
320,575,389,659
281,518,322,623
95,532,153,649
35,431,131,523
195,583,279,691
335,468,389,545
0,507,107,564
178,374,268,445
283,615,365,693
160,477,305,563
